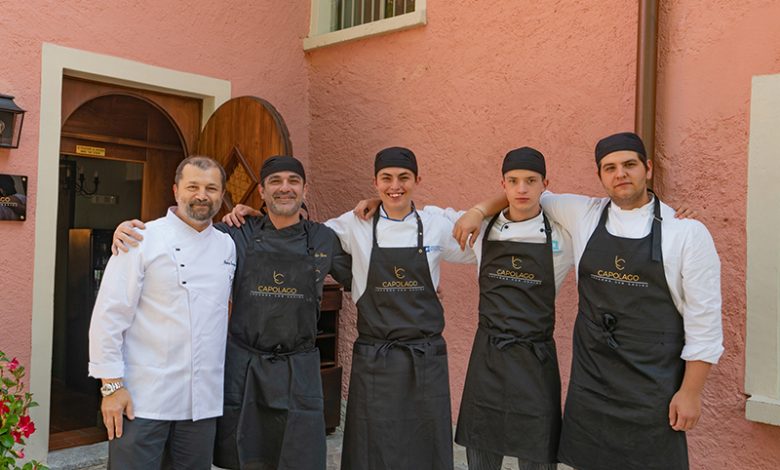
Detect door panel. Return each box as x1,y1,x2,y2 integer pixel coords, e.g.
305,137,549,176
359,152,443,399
197,96,292,219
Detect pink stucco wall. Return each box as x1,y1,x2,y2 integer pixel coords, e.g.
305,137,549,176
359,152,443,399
306,0,780,468
0,0,311,373
2,0,780,467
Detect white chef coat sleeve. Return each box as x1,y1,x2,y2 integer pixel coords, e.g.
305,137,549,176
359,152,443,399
678,222,724,364
325,210,355,255
88,246,145,378
422,205,465,223
540,191,600,234
552,224,575,290
430,212,477,265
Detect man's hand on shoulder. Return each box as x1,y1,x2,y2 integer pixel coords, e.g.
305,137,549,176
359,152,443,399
353,198,381,221
112,220,145,255
222,204,261,227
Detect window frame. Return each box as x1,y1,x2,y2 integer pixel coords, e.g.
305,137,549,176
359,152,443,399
304,0,427,51
745,72,780,426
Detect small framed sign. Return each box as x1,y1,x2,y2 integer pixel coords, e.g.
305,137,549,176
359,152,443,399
0,174,27,221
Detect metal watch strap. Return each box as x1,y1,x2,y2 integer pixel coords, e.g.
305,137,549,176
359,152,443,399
101,381,124,396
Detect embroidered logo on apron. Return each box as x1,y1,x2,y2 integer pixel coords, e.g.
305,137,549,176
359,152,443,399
252,270,305,298
589,255,648,287
374,264,425,292
487,255,541,285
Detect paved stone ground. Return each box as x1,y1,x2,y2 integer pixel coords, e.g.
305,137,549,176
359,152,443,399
48,430,570,469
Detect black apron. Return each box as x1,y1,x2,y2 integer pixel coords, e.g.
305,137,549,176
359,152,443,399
214,217,326,470
341,208,453,470
455,212,560,464
558,196,687,470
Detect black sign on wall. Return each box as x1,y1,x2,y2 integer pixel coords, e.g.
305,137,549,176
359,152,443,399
0,174,27,221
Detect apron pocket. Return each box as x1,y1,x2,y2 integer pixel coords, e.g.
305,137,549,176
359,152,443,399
424,347,451,399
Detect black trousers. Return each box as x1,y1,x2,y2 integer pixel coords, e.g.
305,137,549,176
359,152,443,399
466,447,558,470
108,416,217,470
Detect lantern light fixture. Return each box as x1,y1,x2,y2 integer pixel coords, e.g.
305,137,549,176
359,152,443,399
0,94,26,149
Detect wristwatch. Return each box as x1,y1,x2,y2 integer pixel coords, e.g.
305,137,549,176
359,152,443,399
100,381,124,397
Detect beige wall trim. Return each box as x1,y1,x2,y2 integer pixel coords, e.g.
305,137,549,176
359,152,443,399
304,0,426,51
745,72,780,426
29,43,231,461
746,396,780,427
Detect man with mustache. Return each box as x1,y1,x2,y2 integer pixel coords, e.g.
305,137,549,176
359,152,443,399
90,156,236,469
112,156,352,470
455,133,722,470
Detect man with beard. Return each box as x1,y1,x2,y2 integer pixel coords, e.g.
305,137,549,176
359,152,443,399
112,156,352,470
90,156,236,469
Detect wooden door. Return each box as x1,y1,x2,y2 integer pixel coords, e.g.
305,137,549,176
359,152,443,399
197,96,292,220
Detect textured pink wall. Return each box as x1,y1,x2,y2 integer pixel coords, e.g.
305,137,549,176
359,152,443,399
654,0,780,467
307,0,636,422
2,0,780,467
307,0,780,468
0,0,311,377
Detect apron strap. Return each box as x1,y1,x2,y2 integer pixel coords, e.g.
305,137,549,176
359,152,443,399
650,191,663,263
487,333,550,363
372,203,425,253
542,212,553,246
230,335,315,361
359,334,440,387
481,211,503,260
598,192,663,263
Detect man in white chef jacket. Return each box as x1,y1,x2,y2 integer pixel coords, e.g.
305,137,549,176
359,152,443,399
455,132,722,470
88,155,236,470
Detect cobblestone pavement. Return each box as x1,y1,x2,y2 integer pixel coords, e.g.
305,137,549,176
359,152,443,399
49,430,568,469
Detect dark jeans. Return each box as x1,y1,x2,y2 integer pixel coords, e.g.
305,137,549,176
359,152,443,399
108,416,217,470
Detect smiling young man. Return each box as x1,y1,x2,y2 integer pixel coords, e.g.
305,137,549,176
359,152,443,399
324,146,475,470
89,156,235,470
456,132,723,470
112,156,352,470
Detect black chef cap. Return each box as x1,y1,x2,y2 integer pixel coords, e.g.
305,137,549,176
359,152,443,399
502,147,546,178
260,155,306,183
595,132,647,165
374,147,418,176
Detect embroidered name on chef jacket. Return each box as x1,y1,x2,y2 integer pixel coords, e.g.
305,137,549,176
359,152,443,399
487,255,542,286
590,255,649,288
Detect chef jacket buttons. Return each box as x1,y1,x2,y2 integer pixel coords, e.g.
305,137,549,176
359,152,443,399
175,248,181,251
180,264,185,267
182,281,187,285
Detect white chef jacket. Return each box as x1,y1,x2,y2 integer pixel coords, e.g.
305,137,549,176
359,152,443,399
326,206,475,302
539,192,723,364
88,208,236,421
424,206,574,292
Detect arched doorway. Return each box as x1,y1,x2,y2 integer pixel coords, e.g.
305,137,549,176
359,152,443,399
49,82,196,450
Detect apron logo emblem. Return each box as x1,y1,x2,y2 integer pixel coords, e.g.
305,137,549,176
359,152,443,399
273,271,285,285
511,256,522,269
378,266,422,291
615,256,626,270
394,266,406,279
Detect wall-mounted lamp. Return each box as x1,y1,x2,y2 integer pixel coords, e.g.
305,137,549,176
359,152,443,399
0,94,26,149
